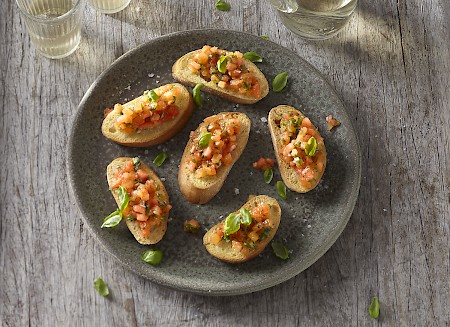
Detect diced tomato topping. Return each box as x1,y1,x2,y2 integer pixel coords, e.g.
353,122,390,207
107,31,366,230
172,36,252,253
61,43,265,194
252,157,275,171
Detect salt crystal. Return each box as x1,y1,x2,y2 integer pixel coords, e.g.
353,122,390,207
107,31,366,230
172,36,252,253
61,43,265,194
260,117,267,123
125,85,131,90
148,73,155,78
161,177,166,182
156,80,160,84
383,208,387,212
307,224,311,228
234,188,240,195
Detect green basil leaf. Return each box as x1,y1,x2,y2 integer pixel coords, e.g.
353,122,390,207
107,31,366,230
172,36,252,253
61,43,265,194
276,180,287,200
263,168,273,184
198,132,212,148
193,83,203,108
215,0,231,11
369,296,380,319
101,209,122,228
144,89,159,101
259,35,269,39
217,55,228,73
224,213,241,236
272,72,289,92
93,277,109,296
133,157,141,170
153,152,168,167
243,51,263,63
141,249,163,265
305,136,317,156
117,186,129,212
271,241,289,260
239,208,252,226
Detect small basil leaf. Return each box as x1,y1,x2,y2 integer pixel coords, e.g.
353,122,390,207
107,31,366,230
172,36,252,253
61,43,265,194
305,137,317,156
276,180,287,200
243,51,263,63
198,132,212,148
93,277,109,297
260,35,269,39
263,168,273,184
272,72,289,92
217,55,228,73
369,296,380,319
153,152,168,167
117,186,129,212
224,213,241,236
193,83,203,108
141,249,163,265
101,209,122,228
215,0,231,11
239,208,252,226
149,89,159,101
271,241,289,260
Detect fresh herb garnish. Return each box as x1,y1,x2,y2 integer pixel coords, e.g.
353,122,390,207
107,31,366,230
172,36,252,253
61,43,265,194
117,186,129,212
272,72,289,92
215,0,231,11
193,83,203,108
305,137,317,156
239,208,252,226
141,249,163,265
198,132,212,148
263,168,273,184
217,55,228,73
101,209,122,228
144,89,159,101
271,241,289,260
243,51,263,63
259,35,269,39
224,213,241,237
369,296,380,319
153,152,168,167
276,180,287,200
93,277,109,297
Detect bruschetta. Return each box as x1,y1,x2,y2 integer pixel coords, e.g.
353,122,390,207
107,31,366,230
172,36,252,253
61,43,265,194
178,112,251,204
106,157,171,244
203,195,281,263
102,83,194,147
172,45,269,104
268,105,326,193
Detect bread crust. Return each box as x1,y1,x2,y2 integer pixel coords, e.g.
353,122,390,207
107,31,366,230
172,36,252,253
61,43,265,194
172,48,269,104
101,83,194,147
268,105,327,193
106,157,169,244
203,195,281,263
178,112,251,204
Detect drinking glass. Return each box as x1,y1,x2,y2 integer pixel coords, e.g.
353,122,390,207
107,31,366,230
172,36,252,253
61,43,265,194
16,0,85,59
270,0,358,40
88,0,131,14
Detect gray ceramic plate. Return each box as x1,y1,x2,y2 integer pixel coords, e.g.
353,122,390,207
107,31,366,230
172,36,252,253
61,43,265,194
68,29,361,296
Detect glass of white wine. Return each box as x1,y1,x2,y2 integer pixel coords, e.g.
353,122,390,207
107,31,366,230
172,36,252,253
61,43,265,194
16,0,85,59
270,0,358,40
88,0,131,14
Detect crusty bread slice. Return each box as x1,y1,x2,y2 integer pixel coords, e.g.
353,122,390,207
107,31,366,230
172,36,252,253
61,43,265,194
102,83,194,147
172,48,269,104
106,157,169,244
203,195,281,263
178,112,251,204
268,105,327,193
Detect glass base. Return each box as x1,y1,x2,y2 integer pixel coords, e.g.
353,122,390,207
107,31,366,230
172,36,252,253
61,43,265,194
89,0,131,14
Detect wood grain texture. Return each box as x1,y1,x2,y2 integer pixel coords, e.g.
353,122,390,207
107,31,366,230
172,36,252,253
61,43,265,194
1,0,449,326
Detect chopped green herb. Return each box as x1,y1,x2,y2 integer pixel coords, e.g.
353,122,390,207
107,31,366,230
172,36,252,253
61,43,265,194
260,227,272,240
117,186,129,212
260,35,269,39
93,277,109,297
271,241,289,260
272,72,289,92
263,168,273,184
224,213,241,237
193,83,204,108
305,137,317,156
198,132,212,148
132,157,141,170
239,208,252,226
144,89,159,101
215,0,231,11
243,51,263,63
101,209,122,228
369,296,380,319
276,180,287,200
217,55,228,73
153,152,168,167
141,249,163,265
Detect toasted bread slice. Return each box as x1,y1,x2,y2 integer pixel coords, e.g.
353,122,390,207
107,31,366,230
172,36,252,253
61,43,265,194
102,83,194,147
268,105,326,193
172,47,269,104
178,112,251,204
106,157,169,244
203,195,281,263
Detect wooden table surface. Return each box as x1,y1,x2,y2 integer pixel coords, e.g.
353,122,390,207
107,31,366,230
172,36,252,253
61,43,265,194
1,0,449,326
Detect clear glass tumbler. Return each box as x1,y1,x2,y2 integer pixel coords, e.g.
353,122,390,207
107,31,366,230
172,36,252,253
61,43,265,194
270,0,358,40
16,0,85,59
88,0,131,14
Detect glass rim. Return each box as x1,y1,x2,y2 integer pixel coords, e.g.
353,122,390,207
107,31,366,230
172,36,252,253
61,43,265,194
15,0,84,23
